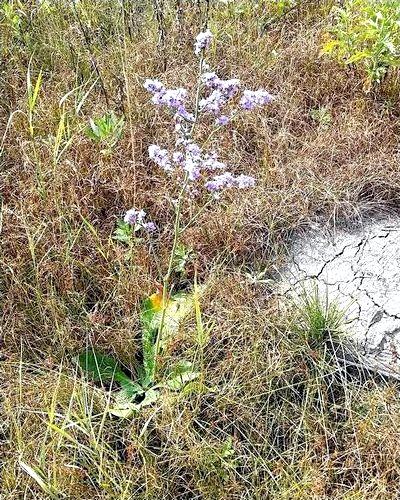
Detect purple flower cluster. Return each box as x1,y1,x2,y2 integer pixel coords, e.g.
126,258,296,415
202,73,241,97
148,144,172,171
199,90,226,114
176,142,202,180
144,79,194,123
201,72,219,87
143,79,165,94
199,74,241,117
143,33,274,126
139,30,277,199
216,115,230,126
148,140,230,183
205,172,256,192
147,139,255,192
152,88,187,109
124,208,146,225
239,89,274,110
124,209,156,232
194,29,213,56
123,30,273,236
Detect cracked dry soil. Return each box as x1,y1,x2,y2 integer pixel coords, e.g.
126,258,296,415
281,218,400,374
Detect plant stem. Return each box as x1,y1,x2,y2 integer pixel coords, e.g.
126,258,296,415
151,172,189,382
190,55,204,136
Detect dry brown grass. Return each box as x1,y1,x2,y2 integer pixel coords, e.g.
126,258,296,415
2,0,400,498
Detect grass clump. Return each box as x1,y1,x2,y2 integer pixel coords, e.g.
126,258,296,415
293,288,345,345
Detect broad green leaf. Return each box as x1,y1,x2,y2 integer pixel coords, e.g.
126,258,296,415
180,379,208,397
109,405,136,418
85,112,124,148
75,350,133,388
114,381,144,405
135,387,160,408
112,220,134,244
140,290,197,385
109,388,160,418
163,360,200,391
159,292,195,350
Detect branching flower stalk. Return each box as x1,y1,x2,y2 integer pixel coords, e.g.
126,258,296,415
124,29,275,384
153,57,205,382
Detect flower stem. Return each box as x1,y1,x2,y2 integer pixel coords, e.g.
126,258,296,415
151,172,189,382
190,55,204,137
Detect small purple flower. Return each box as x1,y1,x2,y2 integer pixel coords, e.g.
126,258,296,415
149,87,188,112
209,159,226,170
204,181,224,192
234,174,256,189
205,172,236,191
199,77,240,116
201,72,220,88
172,151,185,165
205,172,256,191
215,115,229,126
148,144,172,171
203,152,226,170
151,92,165,106
144,79,166,94
199,90,226,114
194,29,213,56
124,209,157,232
157,88,188,109
185,142,202,158
184,158,201,181
218,78,240,98
143,221,157,232
124,208,146,225
239,89,274,110
176,105,195,122
202,74,240,95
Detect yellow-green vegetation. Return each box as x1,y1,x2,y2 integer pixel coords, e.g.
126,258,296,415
1,0,400,498
322,0,400,88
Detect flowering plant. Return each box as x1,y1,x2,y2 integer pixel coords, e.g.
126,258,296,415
123,29,274,384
